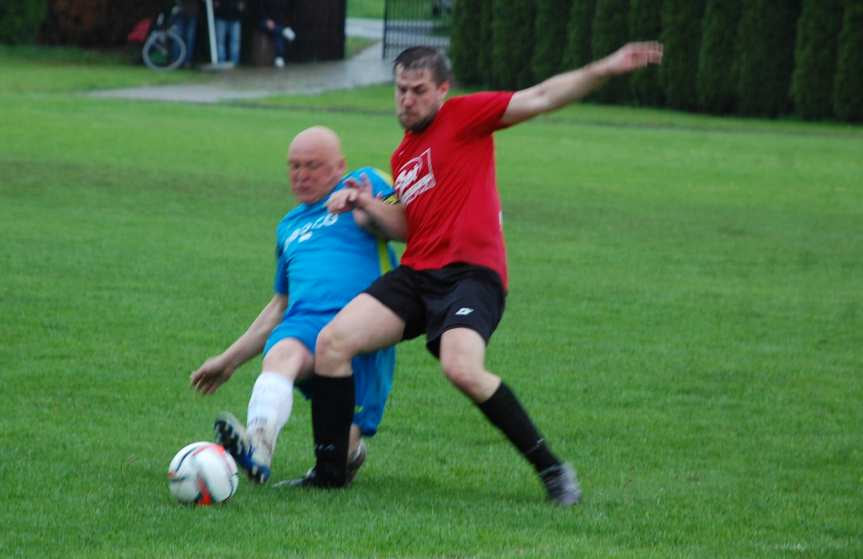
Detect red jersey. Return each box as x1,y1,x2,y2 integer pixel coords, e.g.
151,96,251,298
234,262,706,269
391,91,514,288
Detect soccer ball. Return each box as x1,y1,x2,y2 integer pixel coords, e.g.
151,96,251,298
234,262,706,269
167,442,239,505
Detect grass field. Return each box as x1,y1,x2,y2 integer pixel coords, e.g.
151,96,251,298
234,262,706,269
1,49,862,558
348,0,385,19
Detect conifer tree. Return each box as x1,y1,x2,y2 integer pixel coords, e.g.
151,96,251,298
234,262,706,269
491,0,536,89
451,0,485,85
532,0,573,82
628,0,664,106
561,0,596,70
591,0,630,103
696,0,741,114
660,0,705,110
791,0,843,119
736,0,802,117
833,1,863,121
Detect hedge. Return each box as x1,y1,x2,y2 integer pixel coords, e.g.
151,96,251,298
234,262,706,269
450,0,486,85
490,0,535,89
736,0,802,117
0,0,47,44
696,0,741,114
444,0,862,121
628,0,663,106
477,0,494,85
833,1,863,121
561,0,596,70
531,0,572,82
591,0,631,103
660,0,705,110
791,0,843,119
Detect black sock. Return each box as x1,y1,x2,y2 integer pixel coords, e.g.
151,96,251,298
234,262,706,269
310,374,354,487
477,382,561,473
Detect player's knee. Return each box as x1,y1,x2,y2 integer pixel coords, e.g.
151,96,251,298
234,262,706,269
315,325,354,372
262,339,312,378
440,353,483,394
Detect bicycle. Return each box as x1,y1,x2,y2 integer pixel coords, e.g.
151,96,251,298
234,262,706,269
142,5,187,71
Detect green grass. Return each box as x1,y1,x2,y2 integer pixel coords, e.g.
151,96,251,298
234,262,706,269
348,0,385,19
2,49,862,558
0,45,209,94
345,35,380,58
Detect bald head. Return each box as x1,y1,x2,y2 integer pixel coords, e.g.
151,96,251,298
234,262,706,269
287,126,346,204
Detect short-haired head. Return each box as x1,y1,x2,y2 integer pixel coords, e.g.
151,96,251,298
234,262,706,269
393,47,452,132
393,46,452,85
287,126,346,204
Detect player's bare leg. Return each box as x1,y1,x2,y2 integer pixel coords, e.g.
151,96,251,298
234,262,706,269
438,327,500,401
215,338,313,484
316,294,405,377
439,328,581,506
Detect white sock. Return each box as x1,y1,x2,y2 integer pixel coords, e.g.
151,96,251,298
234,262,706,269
246,372,294,451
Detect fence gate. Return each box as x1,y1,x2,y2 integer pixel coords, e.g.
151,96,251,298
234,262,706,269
383,0,451,59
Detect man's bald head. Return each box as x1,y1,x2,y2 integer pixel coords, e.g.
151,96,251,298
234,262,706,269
287,126,347,204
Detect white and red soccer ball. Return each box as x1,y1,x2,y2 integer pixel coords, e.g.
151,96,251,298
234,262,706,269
167,442,239,505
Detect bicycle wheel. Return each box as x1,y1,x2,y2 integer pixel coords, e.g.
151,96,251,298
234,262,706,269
142,30,186,71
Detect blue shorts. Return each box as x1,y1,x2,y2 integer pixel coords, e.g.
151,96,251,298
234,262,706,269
263,311,395,437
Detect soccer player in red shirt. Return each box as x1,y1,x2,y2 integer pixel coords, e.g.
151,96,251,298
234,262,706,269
301,42,663,505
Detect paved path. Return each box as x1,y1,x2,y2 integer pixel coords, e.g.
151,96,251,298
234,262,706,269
90,18,391,104
345,17,383,39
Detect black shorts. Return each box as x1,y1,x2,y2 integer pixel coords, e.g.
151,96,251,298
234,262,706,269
364,263,506,358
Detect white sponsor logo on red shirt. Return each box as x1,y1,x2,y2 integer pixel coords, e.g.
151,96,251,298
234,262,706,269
394,148,436,205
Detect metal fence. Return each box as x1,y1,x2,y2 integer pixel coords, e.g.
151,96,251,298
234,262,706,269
383,0,451,59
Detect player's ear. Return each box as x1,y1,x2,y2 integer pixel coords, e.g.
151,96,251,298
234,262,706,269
438,80,450,98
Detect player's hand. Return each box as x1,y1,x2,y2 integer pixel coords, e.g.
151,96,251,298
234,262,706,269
325,189,361,214
344,172,374,199
190,355,234,395
326,173,373,214
601,42,663,76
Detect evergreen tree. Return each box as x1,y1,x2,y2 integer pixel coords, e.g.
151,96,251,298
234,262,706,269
490,0,535,89
791,0,843,119
628,0,664,106
451,0,485,85
532,0,573,82
696,0,741,114
591,0,630,103
736,0,802,117
791,0,843,120
0,0,47,44
478,0,494,85
833,1,863,121
660,0,705,110
561,0,596,70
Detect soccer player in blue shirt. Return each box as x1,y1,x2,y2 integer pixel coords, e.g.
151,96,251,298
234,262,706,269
190,126,406,484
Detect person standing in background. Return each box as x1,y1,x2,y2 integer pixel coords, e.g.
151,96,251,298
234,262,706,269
173,0,200,68
214,0,246,66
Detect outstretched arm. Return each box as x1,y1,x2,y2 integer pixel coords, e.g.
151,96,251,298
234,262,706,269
190,293,288,395
501,42,663,126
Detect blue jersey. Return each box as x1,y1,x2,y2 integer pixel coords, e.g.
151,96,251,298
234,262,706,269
274,167,398,317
